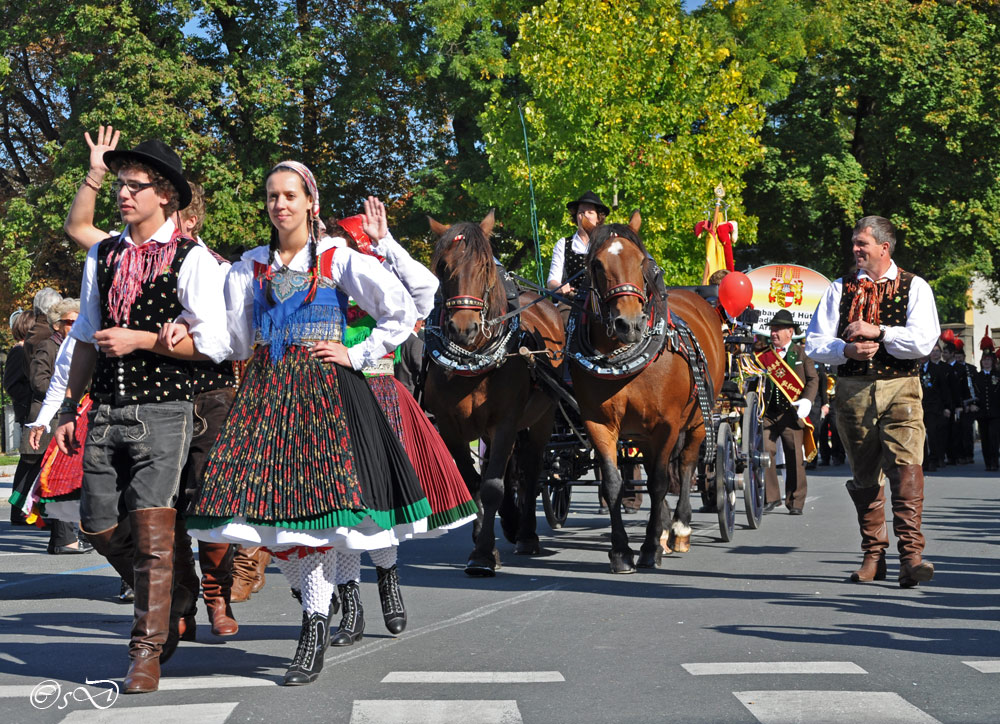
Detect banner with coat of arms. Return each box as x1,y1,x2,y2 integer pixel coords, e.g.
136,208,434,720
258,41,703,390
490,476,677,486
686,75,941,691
744,264,832,334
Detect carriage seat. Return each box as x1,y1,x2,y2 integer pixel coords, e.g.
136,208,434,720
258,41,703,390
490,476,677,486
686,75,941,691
666,284,719,306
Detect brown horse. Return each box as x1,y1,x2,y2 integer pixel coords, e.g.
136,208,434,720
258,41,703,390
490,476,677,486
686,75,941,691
569,212,725,573
425,211,565,576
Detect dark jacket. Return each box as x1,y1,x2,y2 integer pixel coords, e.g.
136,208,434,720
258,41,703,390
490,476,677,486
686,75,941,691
921,360,954,412
763,341,819,429
28,332,63,422
2,344,31,424
974,370,1000,420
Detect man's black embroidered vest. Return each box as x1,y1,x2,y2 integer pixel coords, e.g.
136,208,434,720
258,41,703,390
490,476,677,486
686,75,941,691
91,236,197,405
192,360,236,396
837,269,919,378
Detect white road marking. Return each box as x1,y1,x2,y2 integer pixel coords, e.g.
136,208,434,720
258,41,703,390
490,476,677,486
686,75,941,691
0,676,277,699
351,700,522,724
157,675,280,691
683,662,867,675
324,584,563,668
734,691,941,723
963,660,1000,673
381,671,565,683
60,702,238,724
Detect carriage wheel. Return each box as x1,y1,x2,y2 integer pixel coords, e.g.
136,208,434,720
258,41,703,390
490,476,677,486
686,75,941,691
715,422,737,542
742,393,767,530
542,481,572,530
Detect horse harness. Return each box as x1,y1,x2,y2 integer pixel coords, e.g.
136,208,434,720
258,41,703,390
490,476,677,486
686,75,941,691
424,260,530,376
565,255,718,461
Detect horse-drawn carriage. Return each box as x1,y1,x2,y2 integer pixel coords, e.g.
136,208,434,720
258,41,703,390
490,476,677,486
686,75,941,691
421,209,768,576
534,297,770,543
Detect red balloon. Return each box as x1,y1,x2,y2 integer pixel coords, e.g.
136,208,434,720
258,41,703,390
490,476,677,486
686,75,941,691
718,271,753,318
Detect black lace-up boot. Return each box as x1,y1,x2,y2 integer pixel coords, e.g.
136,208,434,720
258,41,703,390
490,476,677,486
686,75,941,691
283,611,329,685
376,565,407,635
330,582,365,646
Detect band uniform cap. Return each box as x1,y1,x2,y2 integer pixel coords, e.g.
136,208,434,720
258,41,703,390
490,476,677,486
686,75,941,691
768,308,799,332
567,190,610,217
104,139,191,210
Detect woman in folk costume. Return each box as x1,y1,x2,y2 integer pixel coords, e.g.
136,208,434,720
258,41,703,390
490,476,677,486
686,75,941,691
186,161,431,686
325,198,475,646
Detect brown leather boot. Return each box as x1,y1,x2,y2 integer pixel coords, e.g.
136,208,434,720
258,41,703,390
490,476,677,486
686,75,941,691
231,546,270,602
888,464,935,588
171,517,200,645
82,518,135,587
200,543,238,636
846,483,888,582
124,507,175,694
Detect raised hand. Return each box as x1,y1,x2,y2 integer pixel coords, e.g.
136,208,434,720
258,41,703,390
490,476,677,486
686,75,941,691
84,125,121,179
362,196,388,242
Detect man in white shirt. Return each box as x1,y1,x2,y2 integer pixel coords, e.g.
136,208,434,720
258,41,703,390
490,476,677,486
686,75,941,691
54,140,230,693
805,216,939,588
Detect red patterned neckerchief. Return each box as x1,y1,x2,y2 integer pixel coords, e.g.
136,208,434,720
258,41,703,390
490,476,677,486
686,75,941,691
105,227,193,325
844,269,901,326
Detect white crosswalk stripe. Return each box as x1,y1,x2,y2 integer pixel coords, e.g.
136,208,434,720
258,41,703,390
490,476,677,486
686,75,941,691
351,700,522,724
963,660,1000,673
381,671,564,683
682,662,867,676
59,702,238,724
734,690,942,724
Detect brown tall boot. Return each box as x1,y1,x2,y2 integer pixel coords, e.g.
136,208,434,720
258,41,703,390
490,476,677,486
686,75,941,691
231,546,270,603
82,518,135,587
172,517,200,641
160,517,200,665
888,464,935,588
846,483,888,582
124,507,176,694
200,543,238,636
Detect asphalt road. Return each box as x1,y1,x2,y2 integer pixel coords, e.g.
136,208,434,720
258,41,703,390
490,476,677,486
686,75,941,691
1,462,998,724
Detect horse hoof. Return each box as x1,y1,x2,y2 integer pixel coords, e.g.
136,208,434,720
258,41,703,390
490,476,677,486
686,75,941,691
608,550,636,575
637,547,662,569
514,540,540,556
658,533,674,555
465,558,497,577
669,531,691,554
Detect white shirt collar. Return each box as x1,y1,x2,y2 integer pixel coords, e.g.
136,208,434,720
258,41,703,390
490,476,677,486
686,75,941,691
119,218,176,247
857,260,898,283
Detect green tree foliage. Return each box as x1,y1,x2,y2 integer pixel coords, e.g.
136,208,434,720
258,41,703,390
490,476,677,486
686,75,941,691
744,0,1000,321
475,0,766,282
0,0,459,315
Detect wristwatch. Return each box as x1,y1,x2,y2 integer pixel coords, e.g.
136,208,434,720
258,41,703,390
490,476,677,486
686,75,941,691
876,325,886,342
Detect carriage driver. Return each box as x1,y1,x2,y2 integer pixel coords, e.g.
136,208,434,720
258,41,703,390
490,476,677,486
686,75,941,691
546,190,610,302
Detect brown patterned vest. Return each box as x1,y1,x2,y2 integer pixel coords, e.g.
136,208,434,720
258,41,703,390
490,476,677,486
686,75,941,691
837,268,919,378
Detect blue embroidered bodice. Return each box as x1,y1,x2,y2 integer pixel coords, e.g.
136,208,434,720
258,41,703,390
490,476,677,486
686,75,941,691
253,265,348,361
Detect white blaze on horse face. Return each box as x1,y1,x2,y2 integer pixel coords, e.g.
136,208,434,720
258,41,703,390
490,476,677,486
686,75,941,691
607,240,624,256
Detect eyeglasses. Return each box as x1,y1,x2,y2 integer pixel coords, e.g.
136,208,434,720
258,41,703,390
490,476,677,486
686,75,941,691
58,318,75,326
112,180,158,196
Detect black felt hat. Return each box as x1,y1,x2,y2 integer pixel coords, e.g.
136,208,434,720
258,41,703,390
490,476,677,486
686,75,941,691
566,190,610,217
104,140,191,210
768,308,799,332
